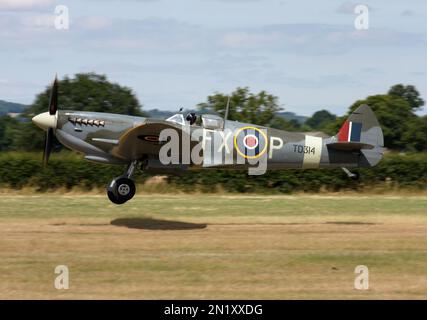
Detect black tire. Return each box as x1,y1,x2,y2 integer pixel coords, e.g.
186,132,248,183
115,177,136,201
107,190,127,205
350,172,360,181
107,177,136,204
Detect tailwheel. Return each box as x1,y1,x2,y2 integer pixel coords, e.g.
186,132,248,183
350,172,360,181
107,177,136,205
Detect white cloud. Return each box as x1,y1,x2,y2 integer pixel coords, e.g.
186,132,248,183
220,24,427,54
203,0,260,2
336,1,357,15
336,2,376,15
1,1,426,114
220,32,278,48
0,0,53,10
77,16,112,30
401,10,415,17
2,11,426,57
20,14,55,28
0,78,42,103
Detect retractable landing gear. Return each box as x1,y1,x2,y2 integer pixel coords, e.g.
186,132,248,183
107,161,137,205
342,167,360,180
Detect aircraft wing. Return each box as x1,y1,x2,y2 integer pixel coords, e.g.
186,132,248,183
111,120,187,160
327,141,375,151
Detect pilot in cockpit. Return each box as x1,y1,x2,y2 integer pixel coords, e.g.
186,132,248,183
185,112,197,125
166,111,198,126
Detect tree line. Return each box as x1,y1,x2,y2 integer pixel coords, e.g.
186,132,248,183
0,73,426,152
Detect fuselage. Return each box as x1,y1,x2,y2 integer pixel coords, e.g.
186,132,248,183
36,110,368,171
31,82,383,205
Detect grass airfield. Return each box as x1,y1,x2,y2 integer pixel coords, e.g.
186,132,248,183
0,194,426,299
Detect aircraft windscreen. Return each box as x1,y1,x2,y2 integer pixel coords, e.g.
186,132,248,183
166,114,185,125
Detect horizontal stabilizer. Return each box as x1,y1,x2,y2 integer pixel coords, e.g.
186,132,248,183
327,141,375,151
332,104,384,166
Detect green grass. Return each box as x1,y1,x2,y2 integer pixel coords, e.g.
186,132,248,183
0,194,426,299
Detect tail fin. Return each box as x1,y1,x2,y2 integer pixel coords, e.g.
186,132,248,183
328,104,384,167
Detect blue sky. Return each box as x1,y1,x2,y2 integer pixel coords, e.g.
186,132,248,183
0,0,426,116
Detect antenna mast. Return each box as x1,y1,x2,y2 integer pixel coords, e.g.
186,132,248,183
223,96,230,129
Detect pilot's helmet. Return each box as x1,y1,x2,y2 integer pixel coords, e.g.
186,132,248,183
186,112,197,125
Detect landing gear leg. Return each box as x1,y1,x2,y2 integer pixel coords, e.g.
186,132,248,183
342,167,360,180
107,161,138,205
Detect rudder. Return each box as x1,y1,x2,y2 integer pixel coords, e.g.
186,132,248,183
335,104,384,167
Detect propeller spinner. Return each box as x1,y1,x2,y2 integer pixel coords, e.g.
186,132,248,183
32,76,59,166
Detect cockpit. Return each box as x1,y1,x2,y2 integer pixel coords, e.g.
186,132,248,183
166,114,185,125
166,112,224,129
166,112,198,126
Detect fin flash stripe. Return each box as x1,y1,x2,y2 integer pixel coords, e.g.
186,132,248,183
338,121,362,142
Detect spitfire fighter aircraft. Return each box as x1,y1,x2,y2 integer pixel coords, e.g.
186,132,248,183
32,78,384,204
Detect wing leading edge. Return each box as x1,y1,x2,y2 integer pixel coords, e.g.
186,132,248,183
112,120,185,160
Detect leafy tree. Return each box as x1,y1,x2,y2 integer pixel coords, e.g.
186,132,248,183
324,84,426,151
0,116,41,152
197,87,282,126
388,84,425,111
269,117,300,131
0,116,18,151
305,110,336,130
14,73,145,151
26,73,144,116
328,94,416,150
402,115,427,151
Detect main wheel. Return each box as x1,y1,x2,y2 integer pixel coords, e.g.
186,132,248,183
107,190,127,204
107,177,136,204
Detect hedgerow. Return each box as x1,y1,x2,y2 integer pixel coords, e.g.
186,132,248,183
0,152,425,192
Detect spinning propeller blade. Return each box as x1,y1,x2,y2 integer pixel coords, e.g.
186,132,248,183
43,128,53,167
43,76,58,166
49,76,58,115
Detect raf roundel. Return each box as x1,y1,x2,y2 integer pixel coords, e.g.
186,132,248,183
234,126,268,159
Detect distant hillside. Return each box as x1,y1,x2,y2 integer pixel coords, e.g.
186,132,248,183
276,112,308,124
145,109,176,119
146,109,308,124
0,100,28,116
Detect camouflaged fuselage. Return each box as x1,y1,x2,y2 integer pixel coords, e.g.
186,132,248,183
54,105,383,171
